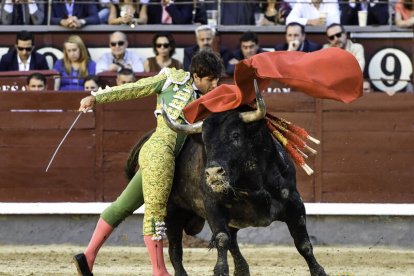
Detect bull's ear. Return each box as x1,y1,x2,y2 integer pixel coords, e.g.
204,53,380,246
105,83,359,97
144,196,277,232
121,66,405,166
161,101,203,134
239,79,266,123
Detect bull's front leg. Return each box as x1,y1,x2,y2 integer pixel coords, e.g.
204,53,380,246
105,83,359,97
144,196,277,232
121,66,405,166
284,191,327,276
205,201,231,276
228,227,250,276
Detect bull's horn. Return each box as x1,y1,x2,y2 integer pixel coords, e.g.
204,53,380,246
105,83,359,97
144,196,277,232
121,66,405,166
239,79,266,123
161,100,203,134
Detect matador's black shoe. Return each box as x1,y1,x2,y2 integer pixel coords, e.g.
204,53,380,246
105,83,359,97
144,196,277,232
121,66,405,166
73,253,93,276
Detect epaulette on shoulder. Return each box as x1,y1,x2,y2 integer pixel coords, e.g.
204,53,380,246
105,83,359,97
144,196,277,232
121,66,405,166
161,68,190,85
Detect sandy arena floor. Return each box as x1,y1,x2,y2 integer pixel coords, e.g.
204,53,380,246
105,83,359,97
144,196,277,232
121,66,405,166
0,244,413,276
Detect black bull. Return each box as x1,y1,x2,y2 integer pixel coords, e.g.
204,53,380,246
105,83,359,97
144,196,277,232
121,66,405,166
125,102,326,276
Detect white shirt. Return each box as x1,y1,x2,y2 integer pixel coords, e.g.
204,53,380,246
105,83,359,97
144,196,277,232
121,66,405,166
286,0,340,26
4,1,39,15
323,40,365,71
96,49,144,73
17,55,31,71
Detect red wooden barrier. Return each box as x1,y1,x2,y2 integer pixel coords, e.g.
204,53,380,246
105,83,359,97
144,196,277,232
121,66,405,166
0,92,413,203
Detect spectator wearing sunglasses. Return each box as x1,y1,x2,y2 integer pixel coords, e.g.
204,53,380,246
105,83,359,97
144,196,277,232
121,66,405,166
323,23,365,71
0,30,48,71
1,0,45,25
144,32,182,73
96,31,144,74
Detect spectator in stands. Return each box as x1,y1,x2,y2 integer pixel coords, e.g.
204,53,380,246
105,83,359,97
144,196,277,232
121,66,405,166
0,30,49,71
26,72,46,91
50,0,100,28
395,0,414,28
183,25,232,71
286,0,340,26
220,0,259,25
258,0,292,26
98,0,112,23
1,0,45,25
96,31,145,73
108,0,148,26
84,75,102,92
275,22,322,52
146,0,206,24
405,74,413,93
116,68,136,85
227,31,267,76
340,0,389,25
53,35,96,91
323,23,365,71
363,79,372,93
144,31,182,72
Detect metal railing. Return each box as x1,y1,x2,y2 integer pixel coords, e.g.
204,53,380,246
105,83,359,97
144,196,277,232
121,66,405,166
0,0,400,27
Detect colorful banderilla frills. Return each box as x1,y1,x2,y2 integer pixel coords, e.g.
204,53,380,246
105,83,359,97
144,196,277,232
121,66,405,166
265,112,320,175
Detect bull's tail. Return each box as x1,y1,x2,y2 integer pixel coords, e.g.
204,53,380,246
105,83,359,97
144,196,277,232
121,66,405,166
125,129,155,180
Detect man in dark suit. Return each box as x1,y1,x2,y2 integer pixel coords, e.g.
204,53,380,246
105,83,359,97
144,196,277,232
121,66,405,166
0,30,49,71
1,0,45,25
183,25,232,71
227,31,267,76
275,22,321,52
146,0,206,24
340,0,389,25
220,0,258,25
50,0,100,28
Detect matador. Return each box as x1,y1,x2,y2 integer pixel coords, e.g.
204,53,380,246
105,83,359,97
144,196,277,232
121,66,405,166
75,50,223,276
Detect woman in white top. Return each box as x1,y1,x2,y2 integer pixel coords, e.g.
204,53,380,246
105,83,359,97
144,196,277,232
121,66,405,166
108,0,148,26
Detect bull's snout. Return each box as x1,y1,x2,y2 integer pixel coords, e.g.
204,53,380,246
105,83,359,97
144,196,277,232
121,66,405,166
205,166,229,193
205,167,225,178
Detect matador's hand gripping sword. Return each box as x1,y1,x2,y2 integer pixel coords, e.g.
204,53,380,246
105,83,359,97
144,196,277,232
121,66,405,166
45,111,85,172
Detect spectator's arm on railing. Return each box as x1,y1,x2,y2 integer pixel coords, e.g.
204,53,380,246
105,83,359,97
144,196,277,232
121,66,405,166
28,1,46,25
395,11,414,28
82,3,101,25
1,0,14,25
1,0,45,25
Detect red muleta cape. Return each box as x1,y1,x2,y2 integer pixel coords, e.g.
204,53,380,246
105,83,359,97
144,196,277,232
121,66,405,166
183,47,363,123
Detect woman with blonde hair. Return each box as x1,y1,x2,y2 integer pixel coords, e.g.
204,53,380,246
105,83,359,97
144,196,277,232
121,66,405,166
53,35,96,91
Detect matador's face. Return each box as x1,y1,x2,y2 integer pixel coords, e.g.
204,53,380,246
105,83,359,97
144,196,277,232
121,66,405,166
193,74,219,95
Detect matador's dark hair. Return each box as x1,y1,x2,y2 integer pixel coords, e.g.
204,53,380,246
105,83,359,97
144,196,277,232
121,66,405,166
189,49,223,79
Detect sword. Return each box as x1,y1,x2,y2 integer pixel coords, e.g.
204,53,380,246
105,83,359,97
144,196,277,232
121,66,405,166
45,112,83,172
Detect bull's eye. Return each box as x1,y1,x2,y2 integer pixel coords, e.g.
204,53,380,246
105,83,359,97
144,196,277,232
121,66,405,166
231,132,240,141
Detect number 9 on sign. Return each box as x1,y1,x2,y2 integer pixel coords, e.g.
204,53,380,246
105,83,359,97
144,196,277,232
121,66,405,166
368,48,412,92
